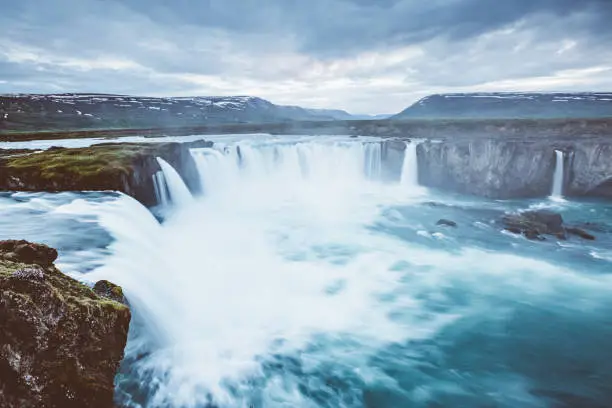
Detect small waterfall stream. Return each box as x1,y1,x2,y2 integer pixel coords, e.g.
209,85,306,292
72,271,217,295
152,171,170,207
400,142,419,187
363,142,382,180
551,150,565,199
155,157,193,206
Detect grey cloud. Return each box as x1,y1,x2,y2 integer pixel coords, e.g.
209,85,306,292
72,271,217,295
115,0,612,57
1,0,612,113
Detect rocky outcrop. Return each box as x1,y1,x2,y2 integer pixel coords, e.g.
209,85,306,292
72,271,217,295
0,140,212,206
0,240,130,408
416,139,612,199
0,240,58,267
565,227,596,241
502,210,566,240
501,210,597,241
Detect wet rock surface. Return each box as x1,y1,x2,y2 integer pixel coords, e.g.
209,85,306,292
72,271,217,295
93,280,128,305
0,240,58,267
566,227,596,241
501,210,597,241
0,240,130,408
436,219,457,227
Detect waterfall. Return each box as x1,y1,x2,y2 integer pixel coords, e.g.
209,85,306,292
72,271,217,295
152,171,170,206
400,142,419,187
96,139,428,407
190,146,241,196
189,141,384,199
551,150,565,199
155,157,194,206
363,142,382,180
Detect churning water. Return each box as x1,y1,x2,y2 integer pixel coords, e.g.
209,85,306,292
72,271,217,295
1,137,611,408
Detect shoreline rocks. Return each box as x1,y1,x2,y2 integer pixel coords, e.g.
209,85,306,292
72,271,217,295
0,240,130,408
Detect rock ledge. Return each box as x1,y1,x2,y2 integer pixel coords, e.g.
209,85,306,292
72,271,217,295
0,240,130,408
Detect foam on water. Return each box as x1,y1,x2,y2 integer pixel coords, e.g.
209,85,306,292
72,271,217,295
6,138,610,407
64,138,610,407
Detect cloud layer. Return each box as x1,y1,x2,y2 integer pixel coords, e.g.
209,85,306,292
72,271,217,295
1,0,611,113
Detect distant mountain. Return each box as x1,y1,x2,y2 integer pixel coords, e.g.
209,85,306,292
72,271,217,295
392,92,612,119
0,94,373,132
305,109,391,121
350,114,393,120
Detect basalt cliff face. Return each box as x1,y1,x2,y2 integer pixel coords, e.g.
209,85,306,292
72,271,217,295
413,139,612,199
0,240,130,408
567,142,612,198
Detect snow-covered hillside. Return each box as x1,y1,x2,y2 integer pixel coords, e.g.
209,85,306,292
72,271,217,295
0,94,362,131
393,92,612,119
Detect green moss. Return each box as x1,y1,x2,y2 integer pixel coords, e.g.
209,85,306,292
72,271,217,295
0,260,28,276
1,259,127,312
3,144,155,180
111,286,123,298
99,299,129,311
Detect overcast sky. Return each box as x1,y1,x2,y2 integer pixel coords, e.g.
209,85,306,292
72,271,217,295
1,0,611,114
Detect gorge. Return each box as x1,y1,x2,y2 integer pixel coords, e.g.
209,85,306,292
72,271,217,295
1,130,611,407
3,126,611,204
3,0,612,404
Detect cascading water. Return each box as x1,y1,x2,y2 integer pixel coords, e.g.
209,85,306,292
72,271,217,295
400,142,419,187
152,171,170,207
155,157,194,206
363,142,382,180
191,141,384,197
551,150,565,199
66,137,612,408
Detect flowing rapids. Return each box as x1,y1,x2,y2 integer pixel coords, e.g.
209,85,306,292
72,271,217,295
1,137,611,408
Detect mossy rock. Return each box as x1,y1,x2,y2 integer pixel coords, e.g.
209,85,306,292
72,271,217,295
0,140,211,206
0,241,130,408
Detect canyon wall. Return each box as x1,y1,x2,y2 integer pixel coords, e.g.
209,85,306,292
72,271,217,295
407,139,612,199
567,142,612,198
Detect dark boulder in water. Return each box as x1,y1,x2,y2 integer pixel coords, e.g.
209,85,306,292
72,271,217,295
436,219,457,227
574,222,610,233
504,226,522,234
502,210,566,239
523,229,546,241
0,240,130,408
566,227,596,241
501,211,598,241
